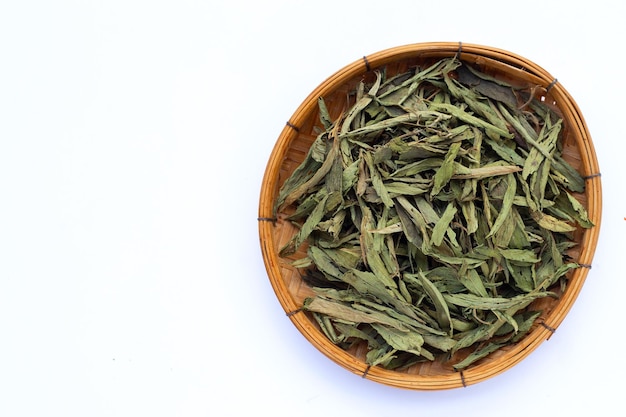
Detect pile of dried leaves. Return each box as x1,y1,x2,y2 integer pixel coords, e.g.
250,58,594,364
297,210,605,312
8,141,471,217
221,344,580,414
274,57,593,371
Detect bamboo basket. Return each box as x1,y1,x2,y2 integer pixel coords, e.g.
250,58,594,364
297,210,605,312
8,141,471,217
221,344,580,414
258,42,602,390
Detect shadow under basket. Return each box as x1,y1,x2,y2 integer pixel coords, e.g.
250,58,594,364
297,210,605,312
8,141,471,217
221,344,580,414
258,42,602,390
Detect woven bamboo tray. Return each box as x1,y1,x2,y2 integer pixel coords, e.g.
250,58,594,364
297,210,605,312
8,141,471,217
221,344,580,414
258,42,602,390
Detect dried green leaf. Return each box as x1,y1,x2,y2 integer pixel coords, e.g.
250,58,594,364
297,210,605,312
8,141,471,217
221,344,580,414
486,173,516,239
371,323,424,356
563,192,594,228
431,202,457,247
552,156,585,192
531,210,577,233
384,181,429,196
307,246,345,281
340,71,382,135
522,119,561,180
279,193,329,256
417,271,452,334
431,142,462,196
430,102,514,139
318,97,333,129
443,291,549,311
459,268,489,297
364,151,393,208
303,297,410,331
499,248,540,264
453,342,503,371
453,163,522,179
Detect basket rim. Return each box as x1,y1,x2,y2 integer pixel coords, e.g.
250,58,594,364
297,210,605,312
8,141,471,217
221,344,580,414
258,42,602,390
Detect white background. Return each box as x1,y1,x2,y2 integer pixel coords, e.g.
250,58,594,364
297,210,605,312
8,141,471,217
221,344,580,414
0,1,624,416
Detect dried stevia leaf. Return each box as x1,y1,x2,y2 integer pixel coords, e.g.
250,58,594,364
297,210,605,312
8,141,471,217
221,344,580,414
371,323,428,358
431,202,457,247
531,211,577,233
279,194,329,256
430,102,513,140
562,191,594,228
342,269,416,321
453,343,503,371
417,271,452,334
303,297,410,332
278,132,340,210
276,55,593,371
486,173,516,239
431,142,462,196
318,97,333,130
443,291,550,312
